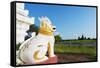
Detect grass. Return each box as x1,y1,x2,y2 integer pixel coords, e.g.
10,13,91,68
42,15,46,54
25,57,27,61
54,44,96,56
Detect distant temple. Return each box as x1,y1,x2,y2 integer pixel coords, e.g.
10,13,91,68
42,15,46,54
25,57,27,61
16,3,35,44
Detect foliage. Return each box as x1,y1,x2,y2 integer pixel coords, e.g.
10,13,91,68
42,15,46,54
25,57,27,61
27,24,39,35
55,35,62,42
16,43,21,51
60,39,96,43
78,35,86,40
77,34,94,40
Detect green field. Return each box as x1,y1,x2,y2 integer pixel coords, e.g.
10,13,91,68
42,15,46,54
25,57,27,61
54,44,97,61
54,45,96,56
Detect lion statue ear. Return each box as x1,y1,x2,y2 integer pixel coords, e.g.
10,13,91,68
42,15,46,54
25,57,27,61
39,16,45,28
38,16,45,22
45,16,52,24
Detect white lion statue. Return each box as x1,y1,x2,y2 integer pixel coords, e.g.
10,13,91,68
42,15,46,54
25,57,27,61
17,16,57,65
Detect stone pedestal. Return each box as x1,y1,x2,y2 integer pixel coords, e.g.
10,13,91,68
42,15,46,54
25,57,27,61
37,56,58,64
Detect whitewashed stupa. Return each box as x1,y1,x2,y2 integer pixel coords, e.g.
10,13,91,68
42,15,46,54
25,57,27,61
16,3,35,44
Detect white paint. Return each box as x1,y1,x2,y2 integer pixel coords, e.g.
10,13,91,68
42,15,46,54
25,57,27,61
16,3,35,44
17,16,56,64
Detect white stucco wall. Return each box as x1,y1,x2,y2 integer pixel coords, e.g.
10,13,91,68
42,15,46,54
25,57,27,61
16,3,35,44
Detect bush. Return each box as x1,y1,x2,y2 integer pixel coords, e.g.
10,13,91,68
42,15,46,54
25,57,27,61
16,43,21,51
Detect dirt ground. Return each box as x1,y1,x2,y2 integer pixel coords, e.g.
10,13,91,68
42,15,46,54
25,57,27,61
56,53,96,63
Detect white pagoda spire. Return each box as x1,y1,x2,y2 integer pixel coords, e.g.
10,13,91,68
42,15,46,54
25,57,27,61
16,3,35,44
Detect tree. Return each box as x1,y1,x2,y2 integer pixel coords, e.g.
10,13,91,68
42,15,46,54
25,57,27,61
28,24,39,35
25,24,39,40
81,35,84,40
84,37,86,40
78,36,81,40
55,35,62,42
87,37,90,40
78,35,86,40
16,43,21,50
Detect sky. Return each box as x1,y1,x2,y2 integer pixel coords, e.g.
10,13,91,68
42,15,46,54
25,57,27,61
24,3,96,40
